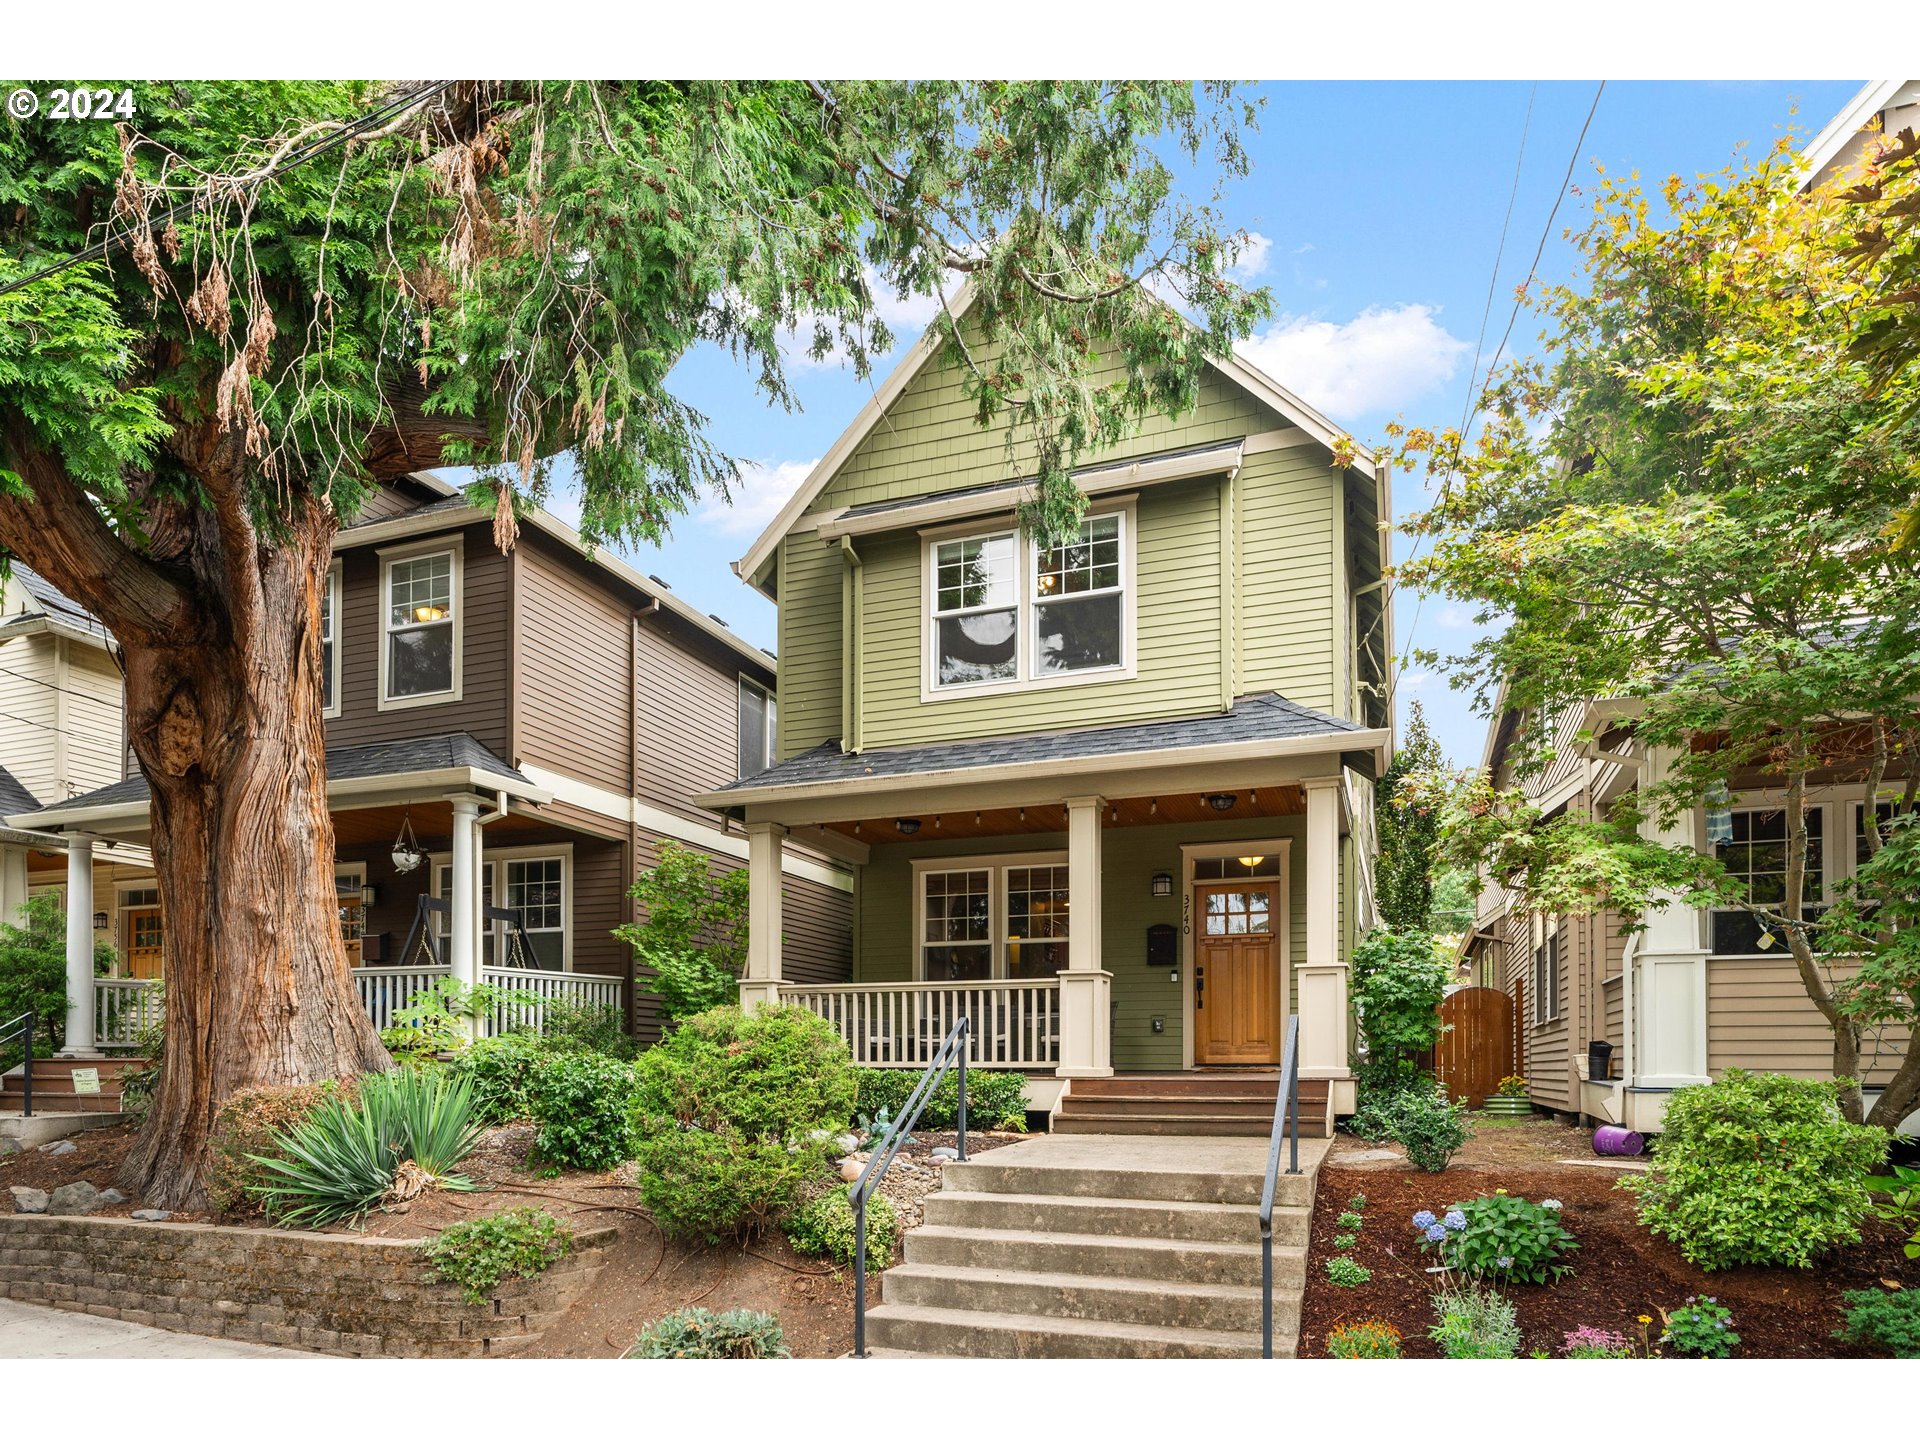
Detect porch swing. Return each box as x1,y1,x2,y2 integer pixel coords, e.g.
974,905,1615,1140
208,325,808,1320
392,894,541,971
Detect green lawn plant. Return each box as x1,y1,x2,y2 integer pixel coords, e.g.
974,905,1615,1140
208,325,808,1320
530,1050,644,1172
1384,1087,1472,1172
627,1307,789,1359
1834,1286,1920,1357
424,1207,574,1304
251,1068,485,1227
783,1187,898,1271
1430,1286,1523,1359
1660,1296,1740,1358
1333,1233,1358,1251
1336,1209,1365,1233
1621,1070,1888,1270
1323,1254,1371,1287
1412,1195,1576,1283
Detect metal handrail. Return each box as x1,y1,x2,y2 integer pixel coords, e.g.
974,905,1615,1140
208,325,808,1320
1,1012,35,1117
850,1014,970,1358
1256,1013,1302,1359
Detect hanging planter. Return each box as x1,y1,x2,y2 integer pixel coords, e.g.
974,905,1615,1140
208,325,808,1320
390,813,425,874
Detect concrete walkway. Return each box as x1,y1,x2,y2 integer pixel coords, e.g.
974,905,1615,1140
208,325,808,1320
0,1298,322,1358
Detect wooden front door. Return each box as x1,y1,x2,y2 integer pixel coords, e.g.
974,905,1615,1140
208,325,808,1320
1194,880,1281,1065
125,906,164,980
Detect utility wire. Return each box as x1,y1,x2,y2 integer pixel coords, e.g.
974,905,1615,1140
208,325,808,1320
0,80,458,302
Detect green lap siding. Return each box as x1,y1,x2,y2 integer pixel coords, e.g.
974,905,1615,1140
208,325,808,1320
776,528,844,759
1238,448,1343,715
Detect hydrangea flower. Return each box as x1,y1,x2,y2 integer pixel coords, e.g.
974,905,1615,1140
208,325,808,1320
1411,1209,1437,1230
1541,1198,1563,1210
1424,1223,1449,1243
1443,1210,1468,1231
1497,1255,1514,1269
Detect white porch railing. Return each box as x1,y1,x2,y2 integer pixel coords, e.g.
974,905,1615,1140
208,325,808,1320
93,968,626,1048
782,979,1060,1068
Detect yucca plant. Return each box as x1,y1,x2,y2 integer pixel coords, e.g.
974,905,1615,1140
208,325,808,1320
251,1067,487,1227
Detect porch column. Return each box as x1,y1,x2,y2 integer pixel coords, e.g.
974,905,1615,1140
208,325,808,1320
1297,776,1350,1086
448,797,482,1035
1056,795,1112,1078
739,821,786,1012
59,836,99,1057
1632,743,1709,1088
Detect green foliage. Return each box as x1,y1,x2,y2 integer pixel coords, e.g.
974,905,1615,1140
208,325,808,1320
380,978,522,1058
1326,1320,1402,1358
1559,1326,1634,1358
1375,702,1447,931
1621,1070,1888,1270
252,1068,485,1227
1865,1164,1920,1259
1349,1063,1435,1143
1428,867,1477,936
852,1067,1029,1132
1350,927,1452,1080
540,998,637,1059
449,1031,551,1125
1383,1088,1472,1172
1414,1195,1576,1284
1430,1286,1522,1359
616,841,751,1024
1335,1210,1364,1233
530,1050,643,1172
424,1206,574,1304
0,893,114,1068
207,1079,358,1216
115,980,166,1122
1834,1286,1920,1358
1323,1254,1371,1287
626,1307,789,1359
1332,1233,1357,1251
784,1187,898,1271
1347,1193,1367,1211
1661,1295,1740,1358
631,1005,856,1241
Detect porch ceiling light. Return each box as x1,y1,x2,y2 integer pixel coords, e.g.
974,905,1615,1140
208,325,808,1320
1238,855,1263,869
1151,871,1173,898
1206,792,1237,812
895,817,922,835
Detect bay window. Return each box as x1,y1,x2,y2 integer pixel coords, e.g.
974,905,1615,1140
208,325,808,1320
916,855,1069,981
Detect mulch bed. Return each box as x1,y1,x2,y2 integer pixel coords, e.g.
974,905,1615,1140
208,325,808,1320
1302,1134,1920,1358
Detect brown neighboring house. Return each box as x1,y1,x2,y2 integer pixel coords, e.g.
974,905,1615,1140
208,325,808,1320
7,473,852,1055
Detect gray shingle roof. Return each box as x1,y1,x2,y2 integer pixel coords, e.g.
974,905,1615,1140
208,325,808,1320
5,565,109,643
340,495,475,531
714,691,1369,795
0,762,39,818
21,732,528,819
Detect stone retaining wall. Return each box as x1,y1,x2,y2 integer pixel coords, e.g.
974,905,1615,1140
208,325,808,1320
0,1214,615,1356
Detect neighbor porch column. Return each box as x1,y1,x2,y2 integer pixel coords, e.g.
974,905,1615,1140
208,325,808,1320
0,842,29,927
1297,776,1351,1091
1632,743,1709,1089
1056,795,1112,1078
448,797,482,1035
739,821,786,1012
59,836,98,1057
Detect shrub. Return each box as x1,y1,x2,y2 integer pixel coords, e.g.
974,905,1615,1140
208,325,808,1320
632,1005,856,1242
1326,1320,1402,1358
208,1079,359,1215
1348,1063,1434,1143
1347,1193,1367,1211
450,1031,551,1124
1430,1286,1522,1359
530,1050,643,1171
1560,1325,1633,1358
541,997,637,1059
115,981,166,1122
615,841,751,1025
0,893,114,1068
1620,1069,1888,1270
1350,926,1451,1077
380,977,519,1059
1834,1287,1920,1357
1336,1210,1364,1233
626,1306,789,1358
1412,1195,1576,1284
852,1067,1029,1132
784,1186,898,1271
252,1068,485,1227
1323,1254,1371,1287
1865,1164,1920,1260
1660,1295,1740,1358
424,1206,574,1304
1386,1088,1472,1172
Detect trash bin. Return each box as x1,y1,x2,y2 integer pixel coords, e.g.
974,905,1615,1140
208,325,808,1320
1587,1040,1615,1082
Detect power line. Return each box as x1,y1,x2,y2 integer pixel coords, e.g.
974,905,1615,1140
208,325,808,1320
0,80,457,302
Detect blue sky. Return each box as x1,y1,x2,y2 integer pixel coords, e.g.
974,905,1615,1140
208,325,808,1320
506,80,1862,767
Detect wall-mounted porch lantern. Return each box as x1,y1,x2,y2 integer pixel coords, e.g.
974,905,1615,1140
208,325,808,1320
92,912,108,930
1150,871,1173,898
360,884,379,908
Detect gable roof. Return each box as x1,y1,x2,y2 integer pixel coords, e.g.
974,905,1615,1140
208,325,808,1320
0,762,38,819
730,282,1378,590
0,565,112,649
1802,79,1919,183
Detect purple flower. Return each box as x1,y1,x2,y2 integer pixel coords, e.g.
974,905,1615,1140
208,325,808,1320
1497,1255,1514,1269
1424,1224,1449,1243
1412,1209,1437,1230
1443,1210,1468,1231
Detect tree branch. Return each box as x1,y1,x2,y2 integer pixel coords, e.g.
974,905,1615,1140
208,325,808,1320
360,377,491,480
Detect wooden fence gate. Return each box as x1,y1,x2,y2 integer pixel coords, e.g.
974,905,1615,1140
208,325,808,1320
1431,986,1515,1109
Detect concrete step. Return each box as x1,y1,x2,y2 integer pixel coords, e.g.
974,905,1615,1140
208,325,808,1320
948,1155,1316,1208
904,1224,1289,1287
881,1261,1284,1332
0,1112,124,1145
919,1189,1309,1246
1052,1114,1313,1138
864,1302,1275,1359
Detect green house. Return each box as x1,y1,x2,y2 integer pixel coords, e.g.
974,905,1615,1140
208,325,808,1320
699,291,1391,1118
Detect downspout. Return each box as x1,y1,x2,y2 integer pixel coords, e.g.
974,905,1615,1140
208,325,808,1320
839,536,863,753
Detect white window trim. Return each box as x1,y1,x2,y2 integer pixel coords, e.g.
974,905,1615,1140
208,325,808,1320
429,841,574,968
1531,914,1560,1027
377,534,463,711
321,559,343,719
737,673,777,779
909,850,1069,981
1708,798,1833,958
918,497,1138,704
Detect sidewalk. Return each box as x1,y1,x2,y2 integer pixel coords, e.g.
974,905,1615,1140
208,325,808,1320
0,1298,322,1358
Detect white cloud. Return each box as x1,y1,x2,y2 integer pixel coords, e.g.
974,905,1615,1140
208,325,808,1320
695,457,820,537
779,270,959,370
1235,304,1469,421
1227,231,1273,282
1435,604,1480,631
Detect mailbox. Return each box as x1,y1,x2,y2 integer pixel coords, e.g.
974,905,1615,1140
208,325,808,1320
1146,923,1178,966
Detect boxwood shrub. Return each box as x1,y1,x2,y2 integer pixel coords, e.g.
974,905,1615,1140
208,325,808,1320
784,1186,898,1270
1621,1069,1888,1270
530,1050,643,1171
852,1067,1028,1132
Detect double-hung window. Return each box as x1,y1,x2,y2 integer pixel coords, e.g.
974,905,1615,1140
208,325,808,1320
926,506,1132,696
381,544,460,706
1712,805,1825,955
432,848,570,970
737,677,777,778
917,856,1069,981
1532,924,1559,1025
320,561,342,716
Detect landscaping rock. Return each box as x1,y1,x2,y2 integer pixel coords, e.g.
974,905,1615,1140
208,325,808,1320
130,1209,171,1222
930,1145,959,1160
837,1156,864,1183
0,1137,22,1157
96,1188,128,1206
37,1139,76,1157
10,1186,48,1213
835,1133,861,1155
48,1181,100,1215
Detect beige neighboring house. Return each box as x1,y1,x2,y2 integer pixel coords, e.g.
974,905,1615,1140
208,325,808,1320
1458,80,1920,1136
